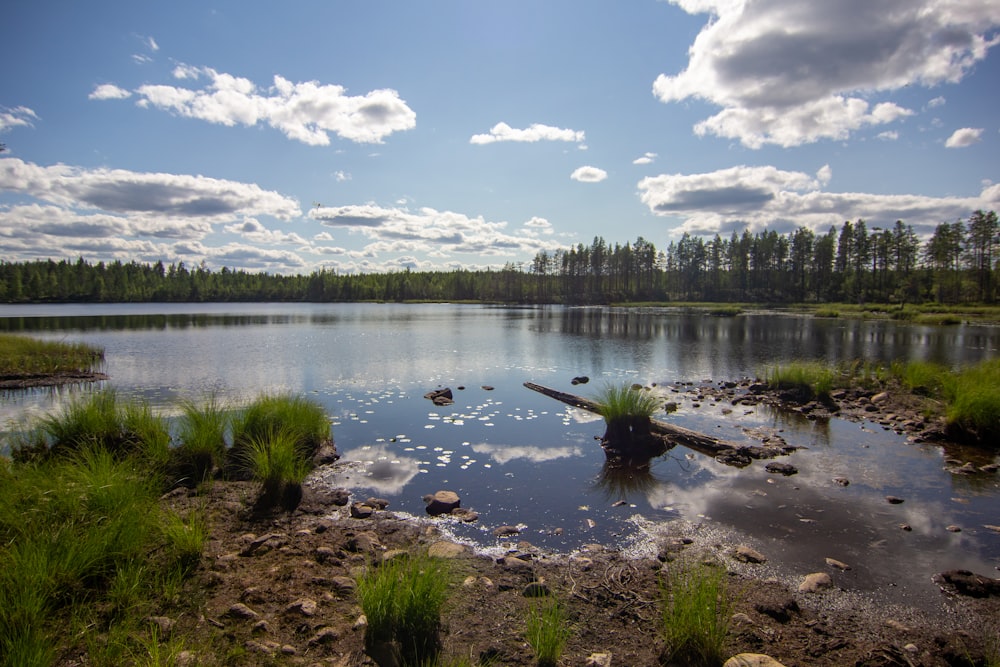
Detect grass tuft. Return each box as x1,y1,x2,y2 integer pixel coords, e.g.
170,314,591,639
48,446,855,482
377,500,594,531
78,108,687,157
234,428,312,510
762,362,834,401
172,393,230,487
0,333,104,376
525,598,572,667
594,383,660,422
658,562,732,667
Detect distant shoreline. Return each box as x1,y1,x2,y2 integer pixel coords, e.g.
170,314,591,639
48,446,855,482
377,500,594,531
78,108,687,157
0,371,108,390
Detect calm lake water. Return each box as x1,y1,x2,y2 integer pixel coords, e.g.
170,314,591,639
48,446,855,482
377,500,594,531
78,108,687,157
2,302,998,615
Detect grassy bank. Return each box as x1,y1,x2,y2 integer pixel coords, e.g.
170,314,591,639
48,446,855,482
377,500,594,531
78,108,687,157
762,358,1000,446
0,333,104,377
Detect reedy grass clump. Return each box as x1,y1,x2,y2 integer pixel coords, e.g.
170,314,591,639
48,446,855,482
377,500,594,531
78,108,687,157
942,359,1000,445
762,361,835,401
356,552,451,666
658,562,732,667
12,389,170,465
230,392,331,463
0,333,104,376
594,383,660,422
525,598,572,667
173,393,230,486
235,428,312,510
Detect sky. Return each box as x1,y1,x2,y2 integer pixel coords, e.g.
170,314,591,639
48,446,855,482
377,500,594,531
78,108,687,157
2,0,999,275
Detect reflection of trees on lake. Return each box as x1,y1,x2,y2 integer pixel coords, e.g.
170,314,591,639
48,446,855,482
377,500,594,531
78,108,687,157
593,457,669,503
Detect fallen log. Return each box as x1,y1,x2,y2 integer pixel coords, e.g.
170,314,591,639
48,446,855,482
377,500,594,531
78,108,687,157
523,381,793,467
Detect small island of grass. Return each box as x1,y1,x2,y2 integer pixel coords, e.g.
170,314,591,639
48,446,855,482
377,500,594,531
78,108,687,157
0,333,107,388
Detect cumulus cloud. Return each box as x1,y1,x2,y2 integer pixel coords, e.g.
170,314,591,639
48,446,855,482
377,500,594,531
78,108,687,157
310,204,562,259
0,106,38,132
638,163,991,238
470,122,585,145
224,218,307,244
570,166,608,183
945,127,984,148
654,0,1000,147
89,84,132,101
0,158,301,220
633,152,658,165
102,65,416,145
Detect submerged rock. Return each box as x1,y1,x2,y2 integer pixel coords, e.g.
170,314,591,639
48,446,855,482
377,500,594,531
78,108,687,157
424,490,461,515
424,388,454,406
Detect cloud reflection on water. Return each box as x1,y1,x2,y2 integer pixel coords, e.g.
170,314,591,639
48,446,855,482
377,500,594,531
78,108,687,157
328,444,422,495
470,442,583,465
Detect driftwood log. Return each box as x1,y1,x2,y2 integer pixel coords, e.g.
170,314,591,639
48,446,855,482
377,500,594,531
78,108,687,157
523,381,793,467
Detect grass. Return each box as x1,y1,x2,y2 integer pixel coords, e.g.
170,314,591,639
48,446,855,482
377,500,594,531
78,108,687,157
355,552,451,666
173,393,230,486
12,389,170,464
941,359,1000,444
525,598,572,667
658,562,732,667
762,361,835,401
0,333,104,376
230,392,331,464
234,428,312,509
594,383,661,422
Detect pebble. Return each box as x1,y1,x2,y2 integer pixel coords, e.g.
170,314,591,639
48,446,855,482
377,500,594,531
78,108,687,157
798,572,833,593
825,558,851,571
724,653,788,667
886,496,905,504
946,525,962,532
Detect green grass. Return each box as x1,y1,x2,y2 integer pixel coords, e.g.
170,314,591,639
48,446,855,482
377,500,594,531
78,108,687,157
658,563,732,667
230,392,331,463
525,598,572,667
0,333,104,376
233,428,312,510
12,389,170,464
161,506,209,574
762,361,835,401
356,552,451,666
594,383,661,422
942,359,1000,444
172,393,230,486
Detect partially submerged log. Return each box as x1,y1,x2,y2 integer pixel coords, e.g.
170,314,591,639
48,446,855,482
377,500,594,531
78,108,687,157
523,381,793,467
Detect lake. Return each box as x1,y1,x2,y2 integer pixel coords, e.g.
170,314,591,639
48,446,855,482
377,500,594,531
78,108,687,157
2,302,998,616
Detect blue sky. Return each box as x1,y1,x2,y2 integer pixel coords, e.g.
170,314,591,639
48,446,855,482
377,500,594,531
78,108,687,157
2,0,999,274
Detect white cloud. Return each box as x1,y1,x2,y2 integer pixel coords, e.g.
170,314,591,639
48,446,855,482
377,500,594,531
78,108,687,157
655,0,1000,147
89,84,132,101
310,204,562,259
570,166,608,183
877,131,899,141
522,216,554,235
333,170,351,182
224,218,307,244
945,127,983,148
147,36,159,52
107,65,416,145
633,152,658,165
927,96,946,108
470,122,585,145
0,106,38,132
638,164,992,238
0,158,301,220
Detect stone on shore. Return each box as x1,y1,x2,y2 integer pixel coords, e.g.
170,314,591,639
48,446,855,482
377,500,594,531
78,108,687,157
733,545,767,564
724,655,788,667
798,572,833,593
423,490,461,515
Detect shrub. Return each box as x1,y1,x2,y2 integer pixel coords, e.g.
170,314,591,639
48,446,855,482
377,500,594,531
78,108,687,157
658,562,732,667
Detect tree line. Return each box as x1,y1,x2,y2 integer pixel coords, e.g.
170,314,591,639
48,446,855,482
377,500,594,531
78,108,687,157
1,210,997,305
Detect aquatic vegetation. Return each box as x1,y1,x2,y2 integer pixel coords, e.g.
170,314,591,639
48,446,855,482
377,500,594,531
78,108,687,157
172,393,230,486
525,598,572,667
230,392,331,462
0,333,103,376
594,383,660,423
942,359,1000,445
658,562,732,667
762,361,835,401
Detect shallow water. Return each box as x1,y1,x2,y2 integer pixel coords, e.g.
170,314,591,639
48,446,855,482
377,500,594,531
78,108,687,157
2,302,998,614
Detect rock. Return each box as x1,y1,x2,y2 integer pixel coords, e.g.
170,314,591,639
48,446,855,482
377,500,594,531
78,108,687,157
308,627,340,646
754,597,799,623
664,401,679,413
493,525,520,537
176,651,197,667
946,524,962,532
933,570,1000,597
871,391,890,404
899,523,912,531
330,576,357,595
345,531,382,554
585,653,612,666
798,572,833,593
450,507,479,522
733,545,767,564
423,490,461,515
146,616,174,637
885,495,905,504
571,376,590,385
428,541,467,558
481,385,495,391
312,442,339,466
764,462,798,476
424,387,454,406
251,620,271,634
522,581,551,597
350,502,374,519
240,533,286,556
833,477,850,487
365,497,390,509
825,558,851,571
284,598,317,617
731,612,754,626
225,603,260,620
724,655,788,667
